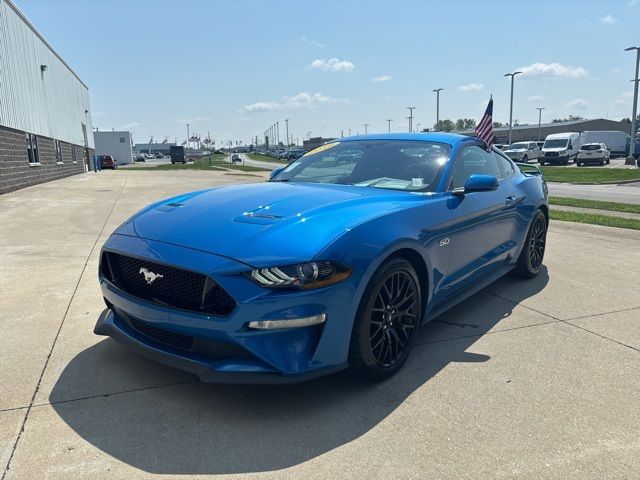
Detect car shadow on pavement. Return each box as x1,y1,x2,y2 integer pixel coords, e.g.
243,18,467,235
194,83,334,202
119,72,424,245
50,268,549,475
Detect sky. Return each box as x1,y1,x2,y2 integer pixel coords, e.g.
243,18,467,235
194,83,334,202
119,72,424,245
16,0,640,146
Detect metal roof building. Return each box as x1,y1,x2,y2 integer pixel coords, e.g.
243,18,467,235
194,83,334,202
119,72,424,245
0,0,94,194
459,118,631,144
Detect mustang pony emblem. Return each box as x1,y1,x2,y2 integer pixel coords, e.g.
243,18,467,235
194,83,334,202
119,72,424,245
139,267,164,285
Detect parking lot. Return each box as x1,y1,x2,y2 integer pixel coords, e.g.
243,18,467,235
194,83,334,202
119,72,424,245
1,170,639,479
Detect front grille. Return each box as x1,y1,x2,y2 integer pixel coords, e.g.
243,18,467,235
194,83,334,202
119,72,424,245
545,152,559,157
101,251,236,316
129,317,194,350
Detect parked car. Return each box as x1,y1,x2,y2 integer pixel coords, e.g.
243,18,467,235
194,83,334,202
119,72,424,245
95,133,549,383
155,152,163,159
576,143,610,166
144,153,154,159
135,153,146,162
99,155,117,169
535,141,544,151
539,132,581,165
494,144,509,151
231,154,242,163
503,141,540,163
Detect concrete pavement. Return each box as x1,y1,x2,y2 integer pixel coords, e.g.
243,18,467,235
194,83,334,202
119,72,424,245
1,170,639,479
547,181,640,204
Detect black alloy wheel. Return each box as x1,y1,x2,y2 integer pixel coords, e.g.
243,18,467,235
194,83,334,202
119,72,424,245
512,210,547,278
349,258,422,380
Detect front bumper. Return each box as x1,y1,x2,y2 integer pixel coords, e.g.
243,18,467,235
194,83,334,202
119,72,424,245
95,234,355,383
541,155,568,164
577,155,604,163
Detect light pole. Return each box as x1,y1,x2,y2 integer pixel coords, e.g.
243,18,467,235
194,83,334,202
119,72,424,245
432,88,443,130
363,123,369,134
348,128,351,136
416,123,422,133
504,71,522,145
386,119,392,132
276,121,280,147
307,131,311,140
536,107,546,141
186,123,190,149
407,107,416,132
625,46,640,164
285,119,289,147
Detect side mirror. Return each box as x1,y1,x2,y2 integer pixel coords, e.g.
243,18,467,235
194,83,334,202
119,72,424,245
269,166,284,180
453,174,498,196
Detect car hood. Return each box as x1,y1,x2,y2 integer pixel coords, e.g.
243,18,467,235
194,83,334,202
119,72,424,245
505,149,526,153
114,182,432,267
542,148,568,152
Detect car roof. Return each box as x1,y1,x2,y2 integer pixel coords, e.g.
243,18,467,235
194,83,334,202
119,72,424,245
338,132,473,146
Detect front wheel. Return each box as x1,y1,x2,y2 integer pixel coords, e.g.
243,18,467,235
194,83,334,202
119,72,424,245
522,155,528,163
512,210,547,278
349,258,422,381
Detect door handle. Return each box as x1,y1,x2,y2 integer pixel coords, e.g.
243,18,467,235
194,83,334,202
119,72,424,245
505,195,525,205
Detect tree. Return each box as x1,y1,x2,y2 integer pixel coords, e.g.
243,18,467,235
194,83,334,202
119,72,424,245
434,119,456,132
551,115,585,123
493,121,504,128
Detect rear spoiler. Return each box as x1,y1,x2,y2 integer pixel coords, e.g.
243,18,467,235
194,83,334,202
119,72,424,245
515,163,542,176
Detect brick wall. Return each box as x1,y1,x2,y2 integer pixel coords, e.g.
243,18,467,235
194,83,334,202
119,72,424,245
0,125,86,195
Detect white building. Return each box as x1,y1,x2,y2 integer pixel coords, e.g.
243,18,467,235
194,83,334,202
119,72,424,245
94,131,133,166
0,0,94,194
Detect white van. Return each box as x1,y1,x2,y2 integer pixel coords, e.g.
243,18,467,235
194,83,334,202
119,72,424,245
540,132,581,165
579,131,630,156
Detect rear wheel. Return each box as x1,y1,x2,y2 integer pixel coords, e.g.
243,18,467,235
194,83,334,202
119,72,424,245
512,210,547,278
349,258,422,381
522,155,528,163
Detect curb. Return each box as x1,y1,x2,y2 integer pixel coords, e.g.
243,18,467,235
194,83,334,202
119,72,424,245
547,178,640,186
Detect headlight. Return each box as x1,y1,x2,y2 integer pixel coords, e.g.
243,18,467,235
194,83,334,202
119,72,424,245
247,261,351,289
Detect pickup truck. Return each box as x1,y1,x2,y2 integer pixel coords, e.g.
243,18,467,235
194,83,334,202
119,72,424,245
503,141,541,163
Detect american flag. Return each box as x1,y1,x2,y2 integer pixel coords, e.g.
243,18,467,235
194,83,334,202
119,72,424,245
475,97,494,148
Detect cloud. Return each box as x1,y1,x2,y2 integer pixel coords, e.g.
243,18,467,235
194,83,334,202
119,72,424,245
610,68,623,74
241,102,282,113
629,0,638,6
458,83,484,92
599,14,617,24
300,36,324,48
117,122,141,130
527,95,545,102
371,75,392,83
517,62,588,79
307,58,354,72
615,91,634,106
174,116,211,123
565,99,588,109
241,92,348,113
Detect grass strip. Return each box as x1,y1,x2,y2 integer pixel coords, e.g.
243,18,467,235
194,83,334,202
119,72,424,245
540,166,640,184
549,197,640,214
550,210,640,230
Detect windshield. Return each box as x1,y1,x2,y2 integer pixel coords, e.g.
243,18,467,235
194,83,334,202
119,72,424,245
544,139,569,149
509,143,528,149
581,144,601,150
271,140,451,191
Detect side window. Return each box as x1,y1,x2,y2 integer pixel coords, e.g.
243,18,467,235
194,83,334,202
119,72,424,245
494,151,515,179
450,146,501,189
26,134,39,164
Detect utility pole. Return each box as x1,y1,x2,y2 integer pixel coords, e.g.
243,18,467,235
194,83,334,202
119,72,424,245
407,107,416,132
625,46,640,164
416,123,422,133
341,130,344,138
276,121,280,147
432,88,443,130
186,123,190,149
363,123,369,134
386,119,392,132
536,107,546,141
504,71,522,145
285,119,289,147
348,128,351,136
307,131,311,140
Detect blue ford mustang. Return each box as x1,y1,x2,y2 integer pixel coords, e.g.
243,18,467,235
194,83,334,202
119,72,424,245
95,133,548,383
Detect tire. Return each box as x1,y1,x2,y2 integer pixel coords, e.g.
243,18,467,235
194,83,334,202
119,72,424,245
512,210,547,279
171,161,175,164
539,160,545,166
349,257,422,381
576,162,582,167
606,158,610,165
522,155,528,163
600,159,604,166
